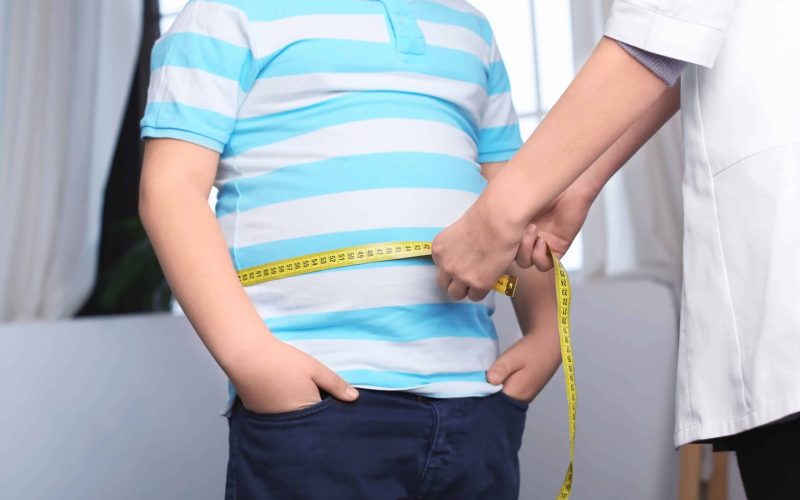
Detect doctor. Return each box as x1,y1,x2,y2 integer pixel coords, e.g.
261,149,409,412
433,0,800,495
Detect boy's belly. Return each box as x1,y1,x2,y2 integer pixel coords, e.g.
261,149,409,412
245,262,501,398
217,148,499,397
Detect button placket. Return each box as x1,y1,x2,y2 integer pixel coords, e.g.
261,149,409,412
375,0,426,55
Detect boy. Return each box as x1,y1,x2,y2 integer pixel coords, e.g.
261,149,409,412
139,1,562,498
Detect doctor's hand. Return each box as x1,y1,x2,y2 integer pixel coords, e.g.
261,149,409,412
515,184,594,272
432,200,524,302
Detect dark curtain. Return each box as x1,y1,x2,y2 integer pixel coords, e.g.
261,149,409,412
79,0,168,315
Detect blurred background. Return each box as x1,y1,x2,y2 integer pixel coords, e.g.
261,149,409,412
0,1,745,499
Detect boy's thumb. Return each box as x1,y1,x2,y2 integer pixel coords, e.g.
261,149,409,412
487,360,512,385
313,367,359,401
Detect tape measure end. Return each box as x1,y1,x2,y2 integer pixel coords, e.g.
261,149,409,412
503,275,518,297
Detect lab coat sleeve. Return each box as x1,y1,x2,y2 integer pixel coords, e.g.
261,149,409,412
605,0,739,67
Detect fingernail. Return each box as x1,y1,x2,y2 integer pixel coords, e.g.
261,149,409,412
525,224,537,235
346,386,359,399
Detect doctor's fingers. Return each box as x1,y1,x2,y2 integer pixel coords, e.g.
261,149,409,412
532,236,555,272
436,268,452,292
437,266,489,301
447,280,469,301
467,285,490,302
515,224,538,268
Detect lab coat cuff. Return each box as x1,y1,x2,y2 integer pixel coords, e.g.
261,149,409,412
604,0,726,68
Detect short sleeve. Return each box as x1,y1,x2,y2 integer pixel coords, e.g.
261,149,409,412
605,0,738,68
477,37,523,164
140,0,259,153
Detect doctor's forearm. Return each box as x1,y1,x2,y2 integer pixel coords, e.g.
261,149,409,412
479,37,668,230
574,81,681,201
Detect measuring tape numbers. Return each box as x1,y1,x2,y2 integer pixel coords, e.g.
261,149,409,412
236,240,576,500
553,251,576,500
236,241,517,297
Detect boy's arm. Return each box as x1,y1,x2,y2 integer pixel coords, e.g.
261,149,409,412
139,139,358,413
480,163,561,402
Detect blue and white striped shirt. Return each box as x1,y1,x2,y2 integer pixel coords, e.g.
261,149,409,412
141,0,522,403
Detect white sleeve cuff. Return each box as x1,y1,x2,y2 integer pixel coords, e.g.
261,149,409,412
605,0,728,68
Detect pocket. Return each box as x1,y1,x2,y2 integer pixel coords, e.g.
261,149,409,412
236,395,338,422
496,391,530,411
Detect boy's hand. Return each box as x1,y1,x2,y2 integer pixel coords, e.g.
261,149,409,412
487,333,561,404
230,339,359,414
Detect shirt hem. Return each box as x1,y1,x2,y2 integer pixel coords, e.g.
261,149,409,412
141,126,225,153
478,149,519,164
220,381,503,417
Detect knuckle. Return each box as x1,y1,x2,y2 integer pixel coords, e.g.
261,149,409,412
430,240,443,257
466,277,485,290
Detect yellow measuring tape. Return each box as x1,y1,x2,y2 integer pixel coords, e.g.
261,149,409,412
237,241,576,500
236,241,518,297
553,252,575,499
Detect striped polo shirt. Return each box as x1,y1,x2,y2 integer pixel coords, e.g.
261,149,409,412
141,0,522,403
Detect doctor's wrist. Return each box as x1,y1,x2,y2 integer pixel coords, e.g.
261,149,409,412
569,173,604,205
482,166,547,233
478,182,531,240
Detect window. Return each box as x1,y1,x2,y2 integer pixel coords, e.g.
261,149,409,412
159,0,189,33
158,0,582,270
469,1,574,133
472,0,582,270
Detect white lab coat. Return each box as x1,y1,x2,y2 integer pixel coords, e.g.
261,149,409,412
606,0,800,446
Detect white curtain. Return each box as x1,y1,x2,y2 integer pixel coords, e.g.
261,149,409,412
569,0,684,290
0,1,142,321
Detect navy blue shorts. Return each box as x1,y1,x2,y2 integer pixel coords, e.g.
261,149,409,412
225,389,527,500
